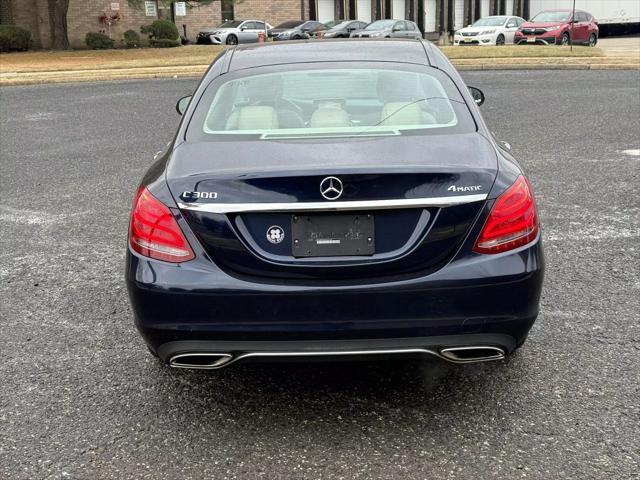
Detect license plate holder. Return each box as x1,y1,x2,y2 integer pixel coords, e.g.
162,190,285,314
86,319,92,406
291,213,374,257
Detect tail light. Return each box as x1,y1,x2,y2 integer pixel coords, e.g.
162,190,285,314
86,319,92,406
473,176,539,254
129,186,195,263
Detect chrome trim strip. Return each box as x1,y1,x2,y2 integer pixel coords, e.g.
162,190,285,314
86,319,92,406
177,194,487,214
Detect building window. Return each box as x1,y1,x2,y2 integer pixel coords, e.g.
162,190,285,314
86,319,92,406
0,0,12,25
221,0,234,21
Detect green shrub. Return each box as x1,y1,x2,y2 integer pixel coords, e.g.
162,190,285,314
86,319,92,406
150,38,181,48
0,25,32,52
123,29,141,48
85,32,115,49
144,19,179,40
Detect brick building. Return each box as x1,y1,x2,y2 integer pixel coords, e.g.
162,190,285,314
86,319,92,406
0,0,533,49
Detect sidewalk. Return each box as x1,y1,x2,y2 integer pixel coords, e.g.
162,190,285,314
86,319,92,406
598,35,640,57
1,44,638,86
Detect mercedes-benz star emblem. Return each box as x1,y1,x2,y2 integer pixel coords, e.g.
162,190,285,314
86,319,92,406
320,176,343,201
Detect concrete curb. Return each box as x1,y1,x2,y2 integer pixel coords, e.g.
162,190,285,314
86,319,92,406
1,61,638,86
454,63,640,71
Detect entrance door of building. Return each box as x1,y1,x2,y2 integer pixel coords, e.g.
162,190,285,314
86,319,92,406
392,0,405,19
481,0,490,17
356,0,372,22
317,0,335,23
424,0,436,32
506,0,514,15
454,0,465,30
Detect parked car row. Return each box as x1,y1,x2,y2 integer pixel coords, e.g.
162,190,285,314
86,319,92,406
197,9,598,47
197,19,422,45
454,9,598,46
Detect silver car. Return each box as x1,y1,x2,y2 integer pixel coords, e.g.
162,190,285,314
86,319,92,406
350,19,422,39
196,20,273,45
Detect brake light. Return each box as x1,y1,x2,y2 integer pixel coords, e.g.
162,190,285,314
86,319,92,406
129,186,195,263
473,176,539,254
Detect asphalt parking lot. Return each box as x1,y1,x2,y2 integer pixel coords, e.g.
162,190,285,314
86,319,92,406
1,70,639,479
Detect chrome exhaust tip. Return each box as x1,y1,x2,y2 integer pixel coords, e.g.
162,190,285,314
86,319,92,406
439,346,505,363
169,353,233,369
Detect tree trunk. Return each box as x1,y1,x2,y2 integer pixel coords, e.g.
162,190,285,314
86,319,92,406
48,0,70,49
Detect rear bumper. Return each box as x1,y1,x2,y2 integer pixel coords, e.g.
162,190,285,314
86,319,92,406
126,236,544,358
159,334,514,368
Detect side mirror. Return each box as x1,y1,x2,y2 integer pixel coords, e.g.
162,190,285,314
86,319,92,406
468,86,485,106
507,23,516,28
176,95,192,115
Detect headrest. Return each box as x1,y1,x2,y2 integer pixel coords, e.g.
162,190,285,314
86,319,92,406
236,106,279,130
376,72,419,103
380,102,424,126
310,106,351,128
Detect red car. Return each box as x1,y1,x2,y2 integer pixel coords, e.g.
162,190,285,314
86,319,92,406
515,9,598,46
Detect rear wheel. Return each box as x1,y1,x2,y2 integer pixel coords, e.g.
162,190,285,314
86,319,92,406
560,32,570,46
589,33,597,47
226,34,238,45
496,34,505,45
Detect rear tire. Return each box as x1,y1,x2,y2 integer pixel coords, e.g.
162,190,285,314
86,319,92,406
226,34,238,45
496,34,505,45
589,33,597,47
560,32,570,46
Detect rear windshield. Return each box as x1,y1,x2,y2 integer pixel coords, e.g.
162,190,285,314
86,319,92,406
188,65,475,141
531,11,570,22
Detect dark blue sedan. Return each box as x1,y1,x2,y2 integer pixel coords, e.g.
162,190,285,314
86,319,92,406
126,39,544,370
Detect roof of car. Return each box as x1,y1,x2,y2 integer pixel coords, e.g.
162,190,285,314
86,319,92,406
224,39,430,72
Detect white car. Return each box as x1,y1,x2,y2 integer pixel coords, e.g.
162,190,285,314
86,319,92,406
196,20,273,46
454,16,525,46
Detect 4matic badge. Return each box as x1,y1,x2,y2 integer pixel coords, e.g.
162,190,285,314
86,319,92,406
447,185,482,192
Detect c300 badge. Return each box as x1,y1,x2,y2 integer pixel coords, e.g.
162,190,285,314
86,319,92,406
180,191,218,201
266,225,285,244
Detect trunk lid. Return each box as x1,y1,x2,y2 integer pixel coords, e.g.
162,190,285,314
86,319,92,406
167,133,497,281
